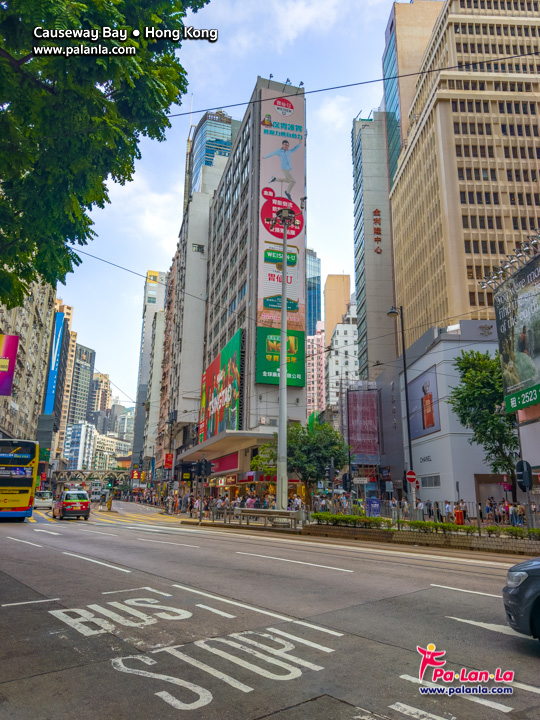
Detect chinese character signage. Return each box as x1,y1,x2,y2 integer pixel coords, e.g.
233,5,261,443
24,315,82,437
0,335,19,396
373,209,382,254
257,88,306,386
165,454,173,469
199,330,242,442
255,328,305,386
494,252,540,412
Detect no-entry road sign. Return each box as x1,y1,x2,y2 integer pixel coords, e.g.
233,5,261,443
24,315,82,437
406,470,417,484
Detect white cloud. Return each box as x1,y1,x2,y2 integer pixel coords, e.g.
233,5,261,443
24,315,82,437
268,0,345,50
314,94,355,130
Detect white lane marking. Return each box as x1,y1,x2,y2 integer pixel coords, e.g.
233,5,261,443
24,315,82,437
62,552,131,573
171,583,343,636
79,530,118,537
446,616,530,638
236,551,353,573
121,524,514,568
102,587,172,597
389,702,455,720
6,537,42,547
33,529,61,535
196,604,236,618
2,598,60,607
507,679,540,695
155,645,253,693
431,584,502,598
137,538,199,548
266,628,335,653
400,674,513,713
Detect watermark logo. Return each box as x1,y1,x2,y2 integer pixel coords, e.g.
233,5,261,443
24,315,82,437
417,643,446,681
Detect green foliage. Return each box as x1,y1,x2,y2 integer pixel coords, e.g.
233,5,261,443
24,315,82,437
0,0,208,306
310,513,390,529
251,422,350,487
449,350,519,484
501,526,527,539
528,528,540,540
485,525,502,537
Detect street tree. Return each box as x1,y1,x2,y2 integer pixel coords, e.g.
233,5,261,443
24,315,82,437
449,350,519,500
251,422,350,507
0,0,208,307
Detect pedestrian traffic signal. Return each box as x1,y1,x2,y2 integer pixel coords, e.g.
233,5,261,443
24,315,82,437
192,460,202,476
342,473,351,492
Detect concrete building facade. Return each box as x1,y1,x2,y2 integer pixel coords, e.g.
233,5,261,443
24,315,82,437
389,0,540,346
325,299,359,408
0,285,56,440
90,373,112,414
352,113,397,381
143,310,165,467
64,421,97,471
306,248,322,337
306,320,326,418
67,344,95,426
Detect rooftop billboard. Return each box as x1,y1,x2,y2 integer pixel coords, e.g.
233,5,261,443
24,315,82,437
494,252,540,412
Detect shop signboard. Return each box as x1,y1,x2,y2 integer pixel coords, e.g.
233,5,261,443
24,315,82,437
255,327,305,386
199,330,242,442
0,334,20,397
494,252,540,412
256,88,306,386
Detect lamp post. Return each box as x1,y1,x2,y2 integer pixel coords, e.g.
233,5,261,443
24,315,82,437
387,305,415,510
274,201,305,512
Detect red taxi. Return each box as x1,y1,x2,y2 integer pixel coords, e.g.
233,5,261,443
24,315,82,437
53,488,90,521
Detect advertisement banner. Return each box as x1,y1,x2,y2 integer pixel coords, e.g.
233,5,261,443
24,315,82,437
255,327,305,386
407,366,441,441
199,330,242,442
0,334,20,397
43,313,65,414
494,253,540,412
348,390,380,465
256,87,306,385
164,454,173,469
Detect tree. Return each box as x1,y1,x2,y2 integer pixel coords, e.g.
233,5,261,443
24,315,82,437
0,0,208,307
449,350,519,500
251,422,350,507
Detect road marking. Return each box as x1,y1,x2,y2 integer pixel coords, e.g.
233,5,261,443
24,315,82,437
389,702,455,720
32,510,55,522
62,552,131,573
6,536,42,547
446,616,530,638
507,679,540,695
171,583,343,636
2,597,60,607
28,516,36,523
266,628,335,653
33,529,61,536
400,674,513,712
155,645,253,693
431,584,502,598
196,604,236,618
137,538,199,548
236,551,353,573
79,530,118,536
102,587,172,596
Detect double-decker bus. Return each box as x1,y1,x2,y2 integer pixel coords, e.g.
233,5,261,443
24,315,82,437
0,440,39,522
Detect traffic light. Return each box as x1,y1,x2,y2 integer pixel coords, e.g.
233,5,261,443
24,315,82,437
342,473,351,492
107,480,112,488
193,460,202,477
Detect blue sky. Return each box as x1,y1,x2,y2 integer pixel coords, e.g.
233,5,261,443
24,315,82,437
61,0,394,404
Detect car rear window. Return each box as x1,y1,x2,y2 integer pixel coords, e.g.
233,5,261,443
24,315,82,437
65,492,88,501
36,491,52,499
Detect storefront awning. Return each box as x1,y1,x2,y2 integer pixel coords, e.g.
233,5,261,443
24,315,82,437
176,429,276,463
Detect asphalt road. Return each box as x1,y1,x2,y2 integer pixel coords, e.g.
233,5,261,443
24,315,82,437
0,501,538,720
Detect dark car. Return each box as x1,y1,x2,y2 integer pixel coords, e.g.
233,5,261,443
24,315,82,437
502,557,540,641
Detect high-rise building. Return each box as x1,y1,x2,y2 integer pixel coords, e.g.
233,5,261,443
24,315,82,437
382,0,444,186
324,275,350,347
132,271,166,467
55,299,77,458
325,299,358,409
389,0,540,345
117,408,135,446
306,248,322,337
175,77,307,488
352,113,397,381
184,110,240,212
166,157,228,466
0,285,56,440
92,432,117,471
64,421,97,470
90,373,112,414
306,321,326,418
143,310,165,466
67,344,95,425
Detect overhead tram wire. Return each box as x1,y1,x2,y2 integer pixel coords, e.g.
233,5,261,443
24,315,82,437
33,49,540,143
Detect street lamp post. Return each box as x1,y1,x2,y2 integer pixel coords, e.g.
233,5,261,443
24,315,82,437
274,201,305,512
387,305,415,511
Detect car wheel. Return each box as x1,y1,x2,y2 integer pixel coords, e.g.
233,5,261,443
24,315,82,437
531,601,540,641
84,516,89,521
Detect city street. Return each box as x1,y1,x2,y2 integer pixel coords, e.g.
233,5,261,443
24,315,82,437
0,502,538,719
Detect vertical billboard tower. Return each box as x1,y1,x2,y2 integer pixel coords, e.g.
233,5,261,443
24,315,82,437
256,89,306,388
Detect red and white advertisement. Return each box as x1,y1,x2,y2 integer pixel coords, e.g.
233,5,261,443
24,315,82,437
348,390,380,465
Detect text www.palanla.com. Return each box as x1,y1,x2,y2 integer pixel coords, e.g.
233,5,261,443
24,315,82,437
420,685,513,696
33,45,137,57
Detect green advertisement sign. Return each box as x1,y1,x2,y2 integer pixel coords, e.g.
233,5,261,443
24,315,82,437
256,327,305,386
505,383,540,413
263,249,297,267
